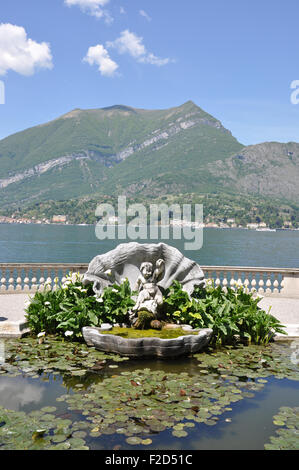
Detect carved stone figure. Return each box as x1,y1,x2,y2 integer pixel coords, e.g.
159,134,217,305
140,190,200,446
82,242,205,300
132,259,165,316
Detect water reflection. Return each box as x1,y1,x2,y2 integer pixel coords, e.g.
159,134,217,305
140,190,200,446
0,377,46,411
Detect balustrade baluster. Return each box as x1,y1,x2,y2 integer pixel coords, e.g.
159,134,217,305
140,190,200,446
258,272,265,295
8,267,14,292
23,268,30,292
265,272,272,294
273,273,279,295
16,268,22,292
222,275,228,293
215,271,221,287
251,275,257,294
244,272,250,293
31,267,38,292
230,271,236,291
0,267,7,292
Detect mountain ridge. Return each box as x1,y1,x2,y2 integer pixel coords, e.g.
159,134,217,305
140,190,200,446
0,101,298,208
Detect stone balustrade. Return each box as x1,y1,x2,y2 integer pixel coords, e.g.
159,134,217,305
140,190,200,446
0,264,87,294
0,263,298,298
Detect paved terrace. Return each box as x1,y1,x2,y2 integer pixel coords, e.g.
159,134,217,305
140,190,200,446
0,264,298,339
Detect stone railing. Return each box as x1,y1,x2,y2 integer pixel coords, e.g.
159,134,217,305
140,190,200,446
202,266,299,298
0,264,298,298
0,264,87,294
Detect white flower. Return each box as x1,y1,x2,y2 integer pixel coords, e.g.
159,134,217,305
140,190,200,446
112,288,118,293
37,332,46,338
44,301,51,307
65,331,73,337
96,297,104,303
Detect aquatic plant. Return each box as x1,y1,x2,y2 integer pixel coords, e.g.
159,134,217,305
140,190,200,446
265,406,299,450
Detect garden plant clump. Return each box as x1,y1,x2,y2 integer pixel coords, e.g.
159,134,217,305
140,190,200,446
25,274,286,344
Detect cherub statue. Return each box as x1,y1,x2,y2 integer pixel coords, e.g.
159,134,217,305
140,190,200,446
132,259,165,315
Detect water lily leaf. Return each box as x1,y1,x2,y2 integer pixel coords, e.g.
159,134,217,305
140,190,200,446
126,436,142,445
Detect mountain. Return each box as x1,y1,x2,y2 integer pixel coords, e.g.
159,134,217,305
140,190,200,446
0,100,298,208
0,101,243,206
208,142,299,202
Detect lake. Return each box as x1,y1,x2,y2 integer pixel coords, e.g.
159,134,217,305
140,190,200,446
0,224,299,267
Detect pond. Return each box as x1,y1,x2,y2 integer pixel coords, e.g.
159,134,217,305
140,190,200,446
0,337,298,450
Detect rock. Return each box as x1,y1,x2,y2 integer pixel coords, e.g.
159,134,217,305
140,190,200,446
150,320,163,330
163,323,182,330
99,323,113,331
182,325,193,331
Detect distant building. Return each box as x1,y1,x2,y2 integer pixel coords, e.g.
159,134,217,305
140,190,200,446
52,215,67,223
246,223,259,229
205,222,219,228
258,222,267,228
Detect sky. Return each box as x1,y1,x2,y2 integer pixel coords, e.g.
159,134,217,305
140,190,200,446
0,0,298,145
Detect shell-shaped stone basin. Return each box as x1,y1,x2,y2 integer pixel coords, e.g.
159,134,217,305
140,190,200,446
82,242,205,297
82,326,213,358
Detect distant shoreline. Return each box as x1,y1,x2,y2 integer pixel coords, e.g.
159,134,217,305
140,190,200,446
0,221,298,231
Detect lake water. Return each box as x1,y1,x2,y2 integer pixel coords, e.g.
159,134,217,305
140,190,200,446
0,224,299,267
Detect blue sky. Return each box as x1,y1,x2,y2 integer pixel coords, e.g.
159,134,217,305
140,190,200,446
0,0,298,144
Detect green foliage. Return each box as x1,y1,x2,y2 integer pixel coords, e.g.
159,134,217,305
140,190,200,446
26,275,286,345
25,274,135,340
164,281,286,346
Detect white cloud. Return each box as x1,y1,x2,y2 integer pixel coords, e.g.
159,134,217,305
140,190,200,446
139,9,152,22
139,53,170,66
120,6,126,14
83,44,118,76
0,23,53,76
107,30,171,66
64,0,113,23
107,30,146,58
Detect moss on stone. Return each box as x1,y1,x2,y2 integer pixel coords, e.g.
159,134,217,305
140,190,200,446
102,326,198,339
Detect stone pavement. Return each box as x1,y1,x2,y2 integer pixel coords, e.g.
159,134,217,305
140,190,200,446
0,293,298,339
0,294,30,338
258,297,299,339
